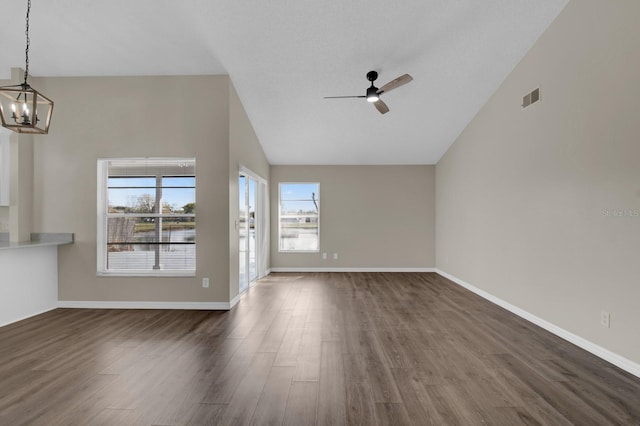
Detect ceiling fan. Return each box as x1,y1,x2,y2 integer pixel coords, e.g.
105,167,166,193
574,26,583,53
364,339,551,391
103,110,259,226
324,71,413,114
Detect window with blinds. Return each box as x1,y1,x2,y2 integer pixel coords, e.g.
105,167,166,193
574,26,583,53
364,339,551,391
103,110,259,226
97,158,196,276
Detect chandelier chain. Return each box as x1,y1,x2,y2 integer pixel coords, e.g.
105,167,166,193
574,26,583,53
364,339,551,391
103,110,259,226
24,0,31,85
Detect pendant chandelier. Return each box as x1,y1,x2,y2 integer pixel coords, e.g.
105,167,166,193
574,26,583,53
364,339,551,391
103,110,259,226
0,0,54,134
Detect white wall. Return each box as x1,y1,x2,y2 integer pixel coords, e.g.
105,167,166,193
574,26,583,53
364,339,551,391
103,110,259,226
436,0,640,367
0,246,58,326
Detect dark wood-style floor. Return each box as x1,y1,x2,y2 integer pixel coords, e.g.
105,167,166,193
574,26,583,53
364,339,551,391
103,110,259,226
1,272,639,425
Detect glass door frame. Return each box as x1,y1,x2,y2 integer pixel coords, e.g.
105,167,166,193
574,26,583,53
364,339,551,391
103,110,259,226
239,166,267,294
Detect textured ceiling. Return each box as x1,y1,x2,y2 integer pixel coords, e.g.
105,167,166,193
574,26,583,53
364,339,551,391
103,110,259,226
0,0,567,165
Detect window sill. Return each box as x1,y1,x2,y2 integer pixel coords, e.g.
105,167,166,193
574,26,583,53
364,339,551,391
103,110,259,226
97,270,196,278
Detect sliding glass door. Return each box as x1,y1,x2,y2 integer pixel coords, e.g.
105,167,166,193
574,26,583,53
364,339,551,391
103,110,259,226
239,172,262,293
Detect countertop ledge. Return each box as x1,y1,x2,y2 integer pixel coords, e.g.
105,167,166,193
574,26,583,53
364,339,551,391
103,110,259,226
0,233,74,250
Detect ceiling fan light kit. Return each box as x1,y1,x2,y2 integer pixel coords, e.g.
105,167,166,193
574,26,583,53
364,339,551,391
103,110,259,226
366,71,380,102
366,87,379,103
0,0,54,134
324,70,413,114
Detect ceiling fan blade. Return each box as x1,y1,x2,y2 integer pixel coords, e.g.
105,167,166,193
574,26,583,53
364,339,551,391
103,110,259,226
324,95,366,99
377,74,413,95
373,100,389,114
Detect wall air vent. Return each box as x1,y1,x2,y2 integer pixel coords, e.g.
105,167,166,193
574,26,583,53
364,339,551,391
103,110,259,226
522,87,540,109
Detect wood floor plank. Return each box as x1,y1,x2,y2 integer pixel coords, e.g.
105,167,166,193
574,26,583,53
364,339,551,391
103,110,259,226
201,335,264,404
273,324,304,366
317,340,348,425
218,352,275,426
86,408,135,426
0,365,112,424
257,311,291,353
293,327,321,382
249,366,295,426
348,325,401,398
184,403,227,426
1,272,639,425
343,353,369,383
491,406,545,426
391,367,447,425
546,356,640,421
374,402,412,426
283,381,317,426
520,396,575,426
420,383,477,425
494,353,613,425
345,380,378,426
36,373,121,426
375,328,411,368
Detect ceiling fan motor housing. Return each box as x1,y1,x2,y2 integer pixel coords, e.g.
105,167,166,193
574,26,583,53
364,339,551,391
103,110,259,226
366,86,379,102
366,71,380,102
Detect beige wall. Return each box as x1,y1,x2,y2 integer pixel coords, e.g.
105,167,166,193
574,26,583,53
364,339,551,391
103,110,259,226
436,0,640,364
0,207,7,230
228,84,270,300
11,133,34,242
33,75,232,303
271,165,435,269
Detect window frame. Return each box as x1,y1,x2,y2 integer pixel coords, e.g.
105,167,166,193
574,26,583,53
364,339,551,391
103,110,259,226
278,182,320,253
97,157,196,277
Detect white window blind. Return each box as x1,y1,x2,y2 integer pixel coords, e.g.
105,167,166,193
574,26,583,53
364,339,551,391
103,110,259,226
97,158,196,276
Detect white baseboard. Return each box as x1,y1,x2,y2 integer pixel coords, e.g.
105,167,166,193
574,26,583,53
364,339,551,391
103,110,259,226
270,267,436,273
229,294,241,309
435,269,640,379
58,300,232,310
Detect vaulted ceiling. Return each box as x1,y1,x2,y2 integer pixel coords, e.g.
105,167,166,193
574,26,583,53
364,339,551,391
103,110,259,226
0,0,567,164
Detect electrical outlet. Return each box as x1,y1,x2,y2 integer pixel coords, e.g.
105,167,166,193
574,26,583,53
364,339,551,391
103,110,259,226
202,277,210,288
333,253,338,260
322,252,327,260
600,311,610,328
